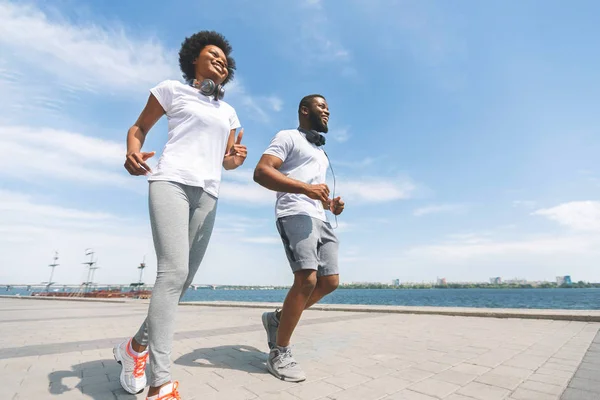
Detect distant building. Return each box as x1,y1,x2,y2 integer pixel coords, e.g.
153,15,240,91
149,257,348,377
392,279,400,286
556,275,572,285
490,277,502,285
505,278,527,285
437,278,447,285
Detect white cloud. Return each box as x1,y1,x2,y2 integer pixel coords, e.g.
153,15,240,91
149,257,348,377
413,204,467,217
376,201,600,282
0,1,177,94
0,189,155,284
0,190,115,222
227,80,283,123
0,125,141,189
219,167,274,206
220,168,414,206
405,234,598,260
329,128,350,143
533,201,600,232
242,236,281,245
0,2,279,125
304,0,322,8
375,231,600,283
338,177,415,203
0,189,293,285
513,200,537,209
334,157,379,169
265,96,283,112
331,220,352,233
263,1,351,69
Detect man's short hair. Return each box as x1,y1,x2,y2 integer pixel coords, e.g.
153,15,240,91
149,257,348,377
298,94,325,114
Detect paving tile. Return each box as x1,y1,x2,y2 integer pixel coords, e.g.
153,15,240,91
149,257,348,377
444,395,479,400
390,368,434,383
518,380,564,395
433,369,477,386
258,392,301,400
323,371,371,389
475,372,523,390
568,377,600,394
573,368,600,383
561,388,599,400
380,390,438,400
457,381,511,400
449,363,491,376
258,392,302,400
509,388,559,400
351,363,394,379
503,354,548,370
362,375,412,394
408,378,460,398
327,382,389,400
413,361,449,373
528,372,571,387
287,380,341,400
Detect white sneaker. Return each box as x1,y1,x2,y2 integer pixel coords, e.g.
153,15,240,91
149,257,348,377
113,338,148,394
267,346,306,382
147,381,181,400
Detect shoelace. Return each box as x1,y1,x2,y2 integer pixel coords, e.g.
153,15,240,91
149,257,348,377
277,348,297,369
133,352,148,378
155,381,180,400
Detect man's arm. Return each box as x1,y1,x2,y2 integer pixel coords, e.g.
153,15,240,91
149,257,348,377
254,154,330,203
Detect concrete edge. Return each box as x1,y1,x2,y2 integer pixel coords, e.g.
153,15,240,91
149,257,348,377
179,301,600,322
3,296,600,322
0,295,131,304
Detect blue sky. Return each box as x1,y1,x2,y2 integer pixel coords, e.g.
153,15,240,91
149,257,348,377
1,0,600,285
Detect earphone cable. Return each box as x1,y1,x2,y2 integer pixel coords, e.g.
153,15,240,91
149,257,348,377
323,151,338,229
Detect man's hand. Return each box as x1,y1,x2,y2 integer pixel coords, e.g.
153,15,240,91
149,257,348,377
330,196,345,215
303,183,330,204
227,129,247,167
124,151,155,175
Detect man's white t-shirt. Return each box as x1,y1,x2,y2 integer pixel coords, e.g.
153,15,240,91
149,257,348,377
147,80,241,198
263,129,329,222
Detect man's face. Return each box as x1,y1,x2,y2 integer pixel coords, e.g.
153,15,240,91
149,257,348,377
306,97,330,133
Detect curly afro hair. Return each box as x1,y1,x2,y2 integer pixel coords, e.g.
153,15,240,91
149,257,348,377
178,31,236,85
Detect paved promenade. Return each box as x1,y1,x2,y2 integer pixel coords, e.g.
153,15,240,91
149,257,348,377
1,297,599,400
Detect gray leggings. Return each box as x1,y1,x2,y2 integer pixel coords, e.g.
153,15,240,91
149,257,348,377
133,180,217,387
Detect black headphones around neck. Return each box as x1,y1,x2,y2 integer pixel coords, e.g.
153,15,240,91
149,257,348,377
298,127,326,147
191,78,225,101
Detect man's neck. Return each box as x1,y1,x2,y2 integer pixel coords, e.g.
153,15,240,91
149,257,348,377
298,122,316,132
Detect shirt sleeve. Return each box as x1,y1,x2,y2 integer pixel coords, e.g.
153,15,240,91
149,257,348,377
229,107,241,130
149,80,174,114
263,131,293,162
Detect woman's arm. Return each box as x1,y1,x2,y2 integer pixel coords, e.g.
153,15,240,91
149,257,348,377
124,94,164,175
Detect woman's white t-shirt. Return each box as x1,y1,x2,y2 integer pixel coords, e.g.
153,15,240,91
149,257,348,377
147,80,241,198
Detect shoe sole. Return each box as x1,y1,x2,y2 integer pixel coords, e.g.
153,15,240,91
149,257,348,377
266,360,306,383
113,345,145,395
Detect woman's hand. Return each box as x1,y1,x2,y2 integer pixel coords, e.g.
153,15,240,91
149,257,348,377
224,129,247,169
124,151,155,175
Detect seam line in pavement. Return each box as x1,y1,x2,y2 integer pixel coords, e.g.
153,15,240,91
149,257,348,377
0,313,377,360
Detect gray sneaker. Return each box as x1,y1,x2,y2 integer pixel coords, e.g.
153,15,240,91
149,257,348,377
261,310,280,350
267,346,306,382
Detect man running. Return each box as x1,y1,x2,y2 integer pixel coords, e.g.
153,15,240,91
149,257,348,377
253,94,345,381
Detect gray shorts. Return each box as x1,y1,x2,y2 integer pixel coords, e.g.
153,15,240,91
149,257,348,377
276,214,339,276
